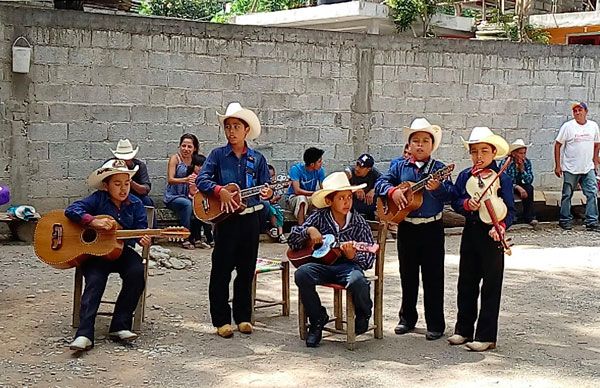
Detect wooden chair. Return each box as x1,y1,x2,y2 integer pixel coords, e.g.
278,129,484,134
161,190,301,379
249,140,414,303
72,206,154,331
297,221,388,350
247,257,290,324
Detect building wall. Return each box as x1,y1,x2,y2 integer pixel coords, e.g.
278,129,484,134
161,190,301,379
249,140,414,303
1,4,600,210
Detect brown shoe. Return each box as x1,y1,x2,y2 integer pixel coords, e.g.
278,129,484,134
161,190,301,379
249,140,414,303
238,322,253,334
216,324,234,338
447,334,469,345
465,341,496,352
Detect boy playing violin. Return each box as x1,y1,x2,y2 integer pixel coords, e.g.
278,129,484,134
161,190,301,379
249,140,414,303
375,118,453,341
448,127,515,352
65,159,151,351
289,172,376,348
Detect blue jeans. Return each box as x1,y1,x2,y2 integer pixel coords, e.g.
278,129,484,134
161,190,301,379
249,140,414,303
560,170,599,226
295,261,372,324
165,197,193,230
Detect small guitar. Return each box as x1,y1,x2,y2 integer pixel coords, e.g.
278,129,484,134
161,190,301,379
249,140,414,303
286,234,379,269
376,163,455,224
34,210,190,269
193,176,290,224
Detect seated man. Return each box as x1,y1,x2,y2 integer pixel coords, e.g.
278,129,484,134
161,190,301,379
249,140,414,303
287,147,326,225
111,139,154,207
500,139,538,227
344,153,381,220
65,159,151,352
289,172,376,348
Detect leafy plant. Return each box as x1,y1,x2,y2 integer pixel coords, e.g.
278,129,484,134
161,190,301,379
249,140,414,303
386,0,441,37
139,0,225,21
212,0,305,23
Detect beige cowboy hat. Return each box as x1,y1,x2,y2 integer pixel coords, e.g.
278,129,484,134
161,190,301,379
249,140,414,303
312,172,367,209
508,138,532,153
111,139,139,160
87,159,139,190
217,102,261,140
461,127,509,160
402,118,442,153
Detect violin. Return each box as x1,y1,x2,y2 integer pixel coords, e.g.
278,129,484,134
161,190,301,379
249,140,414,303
466,158,512,255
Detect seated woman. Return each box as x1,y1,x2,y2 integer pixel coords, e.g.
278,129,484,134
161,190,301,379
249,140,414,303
163,133,200,249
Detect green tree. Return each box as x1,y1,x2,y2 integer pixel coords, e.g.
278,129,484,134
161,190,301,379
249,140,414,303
386,0,440,37
212,0,305,23
139,0,224,21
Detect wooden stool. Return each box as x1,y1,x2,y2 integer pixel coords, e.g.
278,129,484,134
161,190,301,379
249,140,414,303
251,257,290,324
72,206,154,331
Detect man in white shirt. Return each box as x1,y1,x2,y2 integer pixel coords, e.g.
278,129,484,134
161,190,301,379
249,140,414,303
554,102,600,231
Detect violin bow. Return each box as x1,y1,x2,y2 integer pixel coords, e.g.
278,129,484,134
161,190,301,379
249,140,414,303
473,156,512,205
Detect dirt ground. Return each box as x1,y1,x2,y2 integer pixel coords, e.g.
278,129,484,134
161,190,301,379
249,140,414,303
1,222,600,388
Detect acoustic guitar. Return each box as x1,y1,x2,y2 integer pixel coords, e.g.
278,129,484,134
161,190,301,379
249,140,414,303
286,234,379,269
193,176,290,224
34,210,190,269
376,164,455,224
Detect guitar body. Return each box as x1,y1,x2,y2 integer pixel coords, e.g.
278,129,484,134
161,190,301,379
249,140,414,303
286,247,342,269
376,182,424,224
193,183,245,224
34,211,124,269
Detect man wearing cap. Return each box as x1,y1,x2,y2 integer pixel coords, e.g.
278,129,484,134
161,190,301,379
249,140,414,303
554,102,600,231
111,139,154,207
64,159,151,352
500,139,537,227
344,153,381,220
196,102,272,339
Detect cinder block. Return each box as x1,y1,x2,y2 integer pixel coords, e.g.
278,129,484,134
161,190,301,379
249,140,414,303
131,34,151,51
186,90,223,107
30,141,49,160
131,106,166,123
319,127,348,143
46,103,86,123
68,160,103,179
150,87,186,105
71,86,110,104
34,84,68,102
256,59,290,77
167,106,204,124
36,160,68,178
168,71,208,89
50,65,92,84
110,85,151,104
33,46,68,65
109,123,147,142
68,122,108,141
185,55,221,73
112,49,148,69
90,105,130,122
49,142,91,159
221,57,257,75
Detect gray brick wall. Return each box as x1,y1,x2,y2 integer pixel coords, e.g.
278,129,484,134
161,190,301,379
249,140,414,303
1,4,600,211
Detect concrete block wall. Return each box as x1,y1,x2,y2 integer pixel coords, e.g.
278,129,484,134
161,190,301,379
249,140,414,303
1,4,600,211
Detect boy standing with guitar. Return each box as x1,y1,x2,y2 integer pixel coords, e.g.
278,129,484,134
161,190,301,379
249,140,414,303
375,118,453,341
289,172,376,348
196,103,272,339
65,159,151,351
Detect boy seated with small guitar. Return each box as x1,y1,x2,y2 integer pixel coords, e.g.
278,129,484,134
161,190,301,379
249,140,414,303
288,172,376,348
196,102,272,339
375,118,454,341
64,159,151,352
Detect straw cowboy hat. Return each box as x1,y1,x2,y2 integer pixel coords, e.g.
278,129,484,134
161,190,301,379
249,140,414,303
461,127,509,160
111,139,139,160
87,159,139,190
312,172,367,209
217,102,261,140
403,118,442,153
508,138,532,153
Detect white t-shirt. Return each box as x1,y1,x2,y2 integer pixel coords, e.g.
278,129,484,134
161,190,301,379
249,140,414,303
556,119,600,174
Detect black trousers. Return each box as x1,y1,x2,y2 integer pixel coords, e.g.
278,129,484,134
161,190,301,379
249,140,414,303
454,220,504,342
209,213,260,327
515,183,536,223
77,246,145,341
396,219,445,332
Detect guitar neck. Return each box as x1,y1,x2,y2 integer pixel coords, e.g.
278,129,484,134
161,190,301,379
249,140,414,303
115,229,165,239
239,186,264,200
411,166,452,193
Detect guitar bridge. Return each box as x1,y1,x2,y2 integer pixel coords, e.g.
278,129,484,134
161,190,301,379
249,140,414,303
51,223,63,250
202,198,210,213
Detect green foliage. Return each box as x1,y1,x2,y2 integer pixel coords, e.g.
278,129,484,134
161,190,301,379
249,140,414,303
504,22,551,44
139,0,224,21
385,0,440,36
212,0,305,23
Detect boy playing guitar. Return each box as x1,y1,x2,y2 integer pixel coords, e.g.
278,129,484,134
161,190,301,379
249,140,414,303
288,172,376,348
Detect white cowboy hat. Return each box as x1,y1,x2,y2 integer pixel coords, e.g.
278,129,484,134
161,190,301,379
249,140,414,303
461,127,509,160
87,159,139,190
508,138,532,153
217,102,261,141
111,139,139,160
312,172,367,209
402,118,442,153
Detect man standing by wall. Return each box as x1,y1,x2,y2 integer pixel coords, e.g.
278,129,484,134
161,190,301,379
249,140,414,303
554,102,600,231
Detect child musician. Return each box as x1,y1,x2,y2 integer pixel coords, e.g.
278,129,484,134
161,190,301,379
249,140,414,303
289,172,376,348
65,159,151,351
375,118,453,341
448,127,515,352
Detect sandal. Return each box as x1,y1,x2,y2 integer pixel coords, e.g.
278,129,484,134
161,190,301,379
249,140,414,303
278,234,287,244
269,228,279,239
182,241,195,250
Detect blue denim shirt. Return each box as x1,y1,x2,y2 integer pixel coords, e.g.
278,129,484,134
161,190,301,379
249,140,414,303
196,143,270,208
374,158,454,218
64,191,148,247
450,161,515,228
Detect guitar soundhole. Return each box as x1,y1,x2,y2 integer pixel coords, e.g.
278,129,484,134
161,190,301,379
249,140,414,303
81,228,98,243
314,242,323,250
